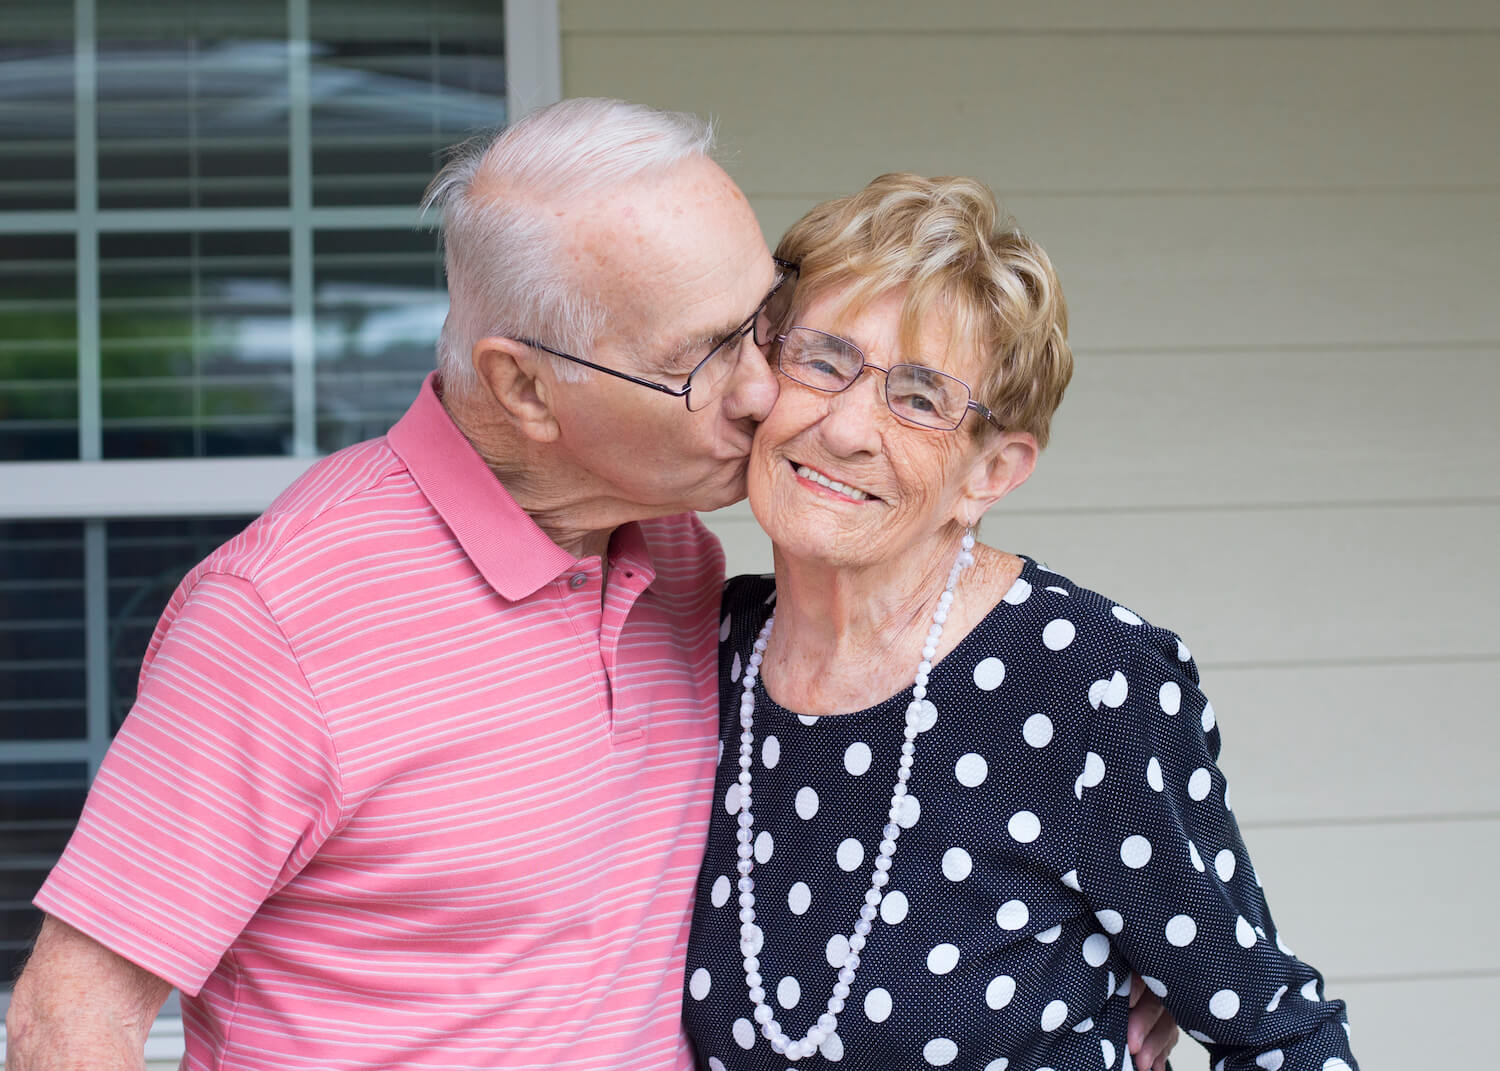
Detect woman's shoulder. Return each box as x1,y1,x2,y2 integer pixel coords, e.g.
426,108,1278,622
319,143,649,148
723,572,777,611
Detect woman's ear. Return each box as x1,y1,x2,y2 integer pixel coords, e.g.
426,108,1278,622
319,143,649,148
472,336,562,443
955,431,1038,527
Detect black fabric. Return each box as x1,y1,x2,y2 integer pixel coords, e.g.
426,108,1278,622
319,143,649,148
684,558,1358,1071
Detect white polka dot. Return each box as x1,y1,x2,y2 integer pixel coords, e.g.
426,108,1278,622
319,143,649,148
788,882,812,915
1041,999,1069,1031
1323,1060,1352,1071
797,714,819,726
1188,767,1212,801
880,890,909,924
844,741,872,775
1256,1051,1284,1071
996,899,1030,930
1177,638,1191,661
820,1031,845,1061
927,943,961,974
1008,810,1041,843
1142,976,1168,998
1120,835,1152,868
986,1062,1009,1071
1046,584,1068,594
1112,605,1142,626
942,846,973,881
1081,751,1106,788
711,874,731,907
777,975,800,1008
1266,985,1288,1012
1302,979,1321,1002
1061,869,1082,892
923,1038,959,1066
1091,670,1129,709
825,934,850,969
795,785,819,819
985,974,1016,1009
733,1017,756,1049
719,615,731,641
1146,757,1164,791
973,657,1006,690
754,830,774,863
1023,713,1054,748
1188,1030,1214,1044
1216,849,1237,882
1202,701,1217,732
1101,1040,1117,1069
1188,840,1206,872
1003,577,1032,604
955,752,989,786
836,837,864,871
689,967,711,1000
709,1058,727,1071
761,734,780,769
864,986,893,1022
1159,681,1181,715
1277,931,1295,956
724,782,742,814
894,794,922,828
1043,619,1076,650
1225,786,1233,811
910,698,939,733
1035,925,1062,944
1082,933,1110,967
1236,915,1257,947
717,738,723,765
1165,914,1197,946
730,652,742,683
1210,989,1241,1019
1095,909,1124,935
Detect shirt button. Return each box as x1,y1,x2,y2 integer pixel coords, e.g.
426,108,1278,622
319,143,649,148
569,572,589,589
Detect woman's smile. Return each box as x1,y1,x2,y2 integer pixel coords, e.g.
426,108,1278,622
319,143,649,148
790,461,880,503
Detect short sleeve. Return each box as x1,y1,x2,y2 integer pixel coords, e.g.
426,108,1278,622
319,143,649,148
1072,635,1359,1070
34,572,343,996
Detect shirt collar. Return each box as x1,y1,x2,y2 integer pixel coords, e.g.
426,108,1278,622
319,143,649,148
387,372,585,602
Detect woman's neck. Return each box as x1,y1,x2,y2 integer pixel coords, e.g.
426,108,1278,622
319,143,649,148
761,536,1023,716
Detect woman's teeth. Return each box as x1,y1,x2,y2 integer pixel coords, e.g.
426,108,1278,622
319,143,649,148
795,464,872,501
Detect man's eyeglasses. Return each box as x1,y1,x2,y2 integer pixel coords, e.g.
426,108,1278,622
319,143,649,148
516,259,798,412
772,325,1005,432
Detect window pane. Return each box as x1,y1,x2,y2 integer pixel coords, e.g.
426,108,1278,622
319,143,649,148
96,2,290,210
309,0,506,207
0,762,89,983
315,227,444,451
0,234,78,461
0,7,75,214
100,230,294,458
0,521,86,741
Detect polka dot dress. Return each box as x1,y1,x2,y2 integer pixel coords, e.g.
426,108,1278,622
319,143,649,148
683,560,1358,1071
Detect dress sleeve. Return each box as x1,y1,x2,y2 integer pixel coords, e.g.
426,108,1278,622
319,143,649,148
33,572,343,996
1071,634,1359,1071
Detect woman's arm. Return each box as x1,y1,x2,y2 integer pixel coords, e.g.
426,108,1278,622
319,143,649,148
1073,635,1358,1070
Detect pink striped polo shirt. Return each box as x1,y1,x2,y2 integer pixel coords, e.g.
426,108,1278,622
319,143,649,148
36,374,724,1070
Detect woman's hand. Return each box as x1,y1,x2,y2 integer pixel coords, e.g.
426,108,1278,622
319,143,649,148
1127,973,1179,1071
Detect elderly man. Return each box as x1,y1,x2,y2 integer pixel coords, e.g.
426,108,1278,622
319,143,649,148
6,98,1177,1070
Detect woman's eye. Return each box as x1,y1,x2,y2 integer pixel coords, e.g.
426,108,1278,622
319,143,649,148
895,392,939,413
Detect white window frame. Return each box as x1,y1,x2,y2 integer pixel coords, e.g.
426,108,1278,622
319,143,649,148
0,0,558,1062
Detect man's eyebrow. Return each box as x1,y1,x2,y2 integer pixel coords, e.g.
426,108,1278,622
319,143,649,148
653,318,745,372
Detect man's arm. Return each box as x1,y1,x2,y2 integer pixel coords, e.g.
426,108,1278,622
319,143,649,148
5,915,172,1071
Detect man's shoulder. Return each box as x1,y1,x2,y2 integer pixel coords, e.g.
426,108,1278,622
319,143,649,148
199,436,418,583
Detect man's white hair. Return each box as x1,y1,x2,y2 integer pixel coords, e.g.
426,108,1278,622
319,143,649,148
422,97,717,394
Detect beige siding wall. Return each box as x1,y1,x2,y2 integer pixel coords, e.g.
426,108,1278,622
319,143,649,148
564,3,1500,1068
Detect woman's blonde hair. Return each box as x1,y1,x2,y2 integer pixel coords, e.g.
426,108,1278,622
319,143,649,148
774,173,1072,446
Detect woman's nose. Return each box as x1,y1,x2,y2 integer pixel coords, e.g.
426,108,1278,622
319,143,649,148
815,371,885,456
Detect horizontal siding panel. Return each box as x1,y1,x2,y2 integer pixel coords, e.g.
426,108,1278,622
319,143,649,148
1206,661,1500,825
566,36,1500,192
564,1,1500,33
1170,972,1500,1070
701,504,1500,665
1018,347,1500,510
751,192,1500,351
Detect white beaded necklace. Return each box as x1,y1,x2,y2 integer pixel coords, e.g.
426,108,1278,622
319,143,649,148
731,529,976,1061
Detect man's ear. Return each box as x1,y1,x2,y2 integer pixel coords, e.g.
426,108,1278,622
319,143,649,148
472,336,562,443
954,431,1039,528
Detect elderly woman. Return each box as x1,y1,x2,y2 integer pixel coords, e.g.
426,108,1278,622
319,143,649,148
681,174,1358,1071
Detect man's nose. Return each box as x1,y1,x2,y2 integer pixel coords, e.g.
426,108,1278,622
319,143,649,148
723,334,780,424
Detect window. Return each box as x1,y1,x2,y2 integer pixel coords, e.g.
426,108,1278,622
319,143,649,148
0,0,559,1042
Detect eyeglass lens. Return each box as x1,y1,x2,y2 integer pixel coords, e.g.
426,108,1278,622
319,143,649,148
776,327,972,429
